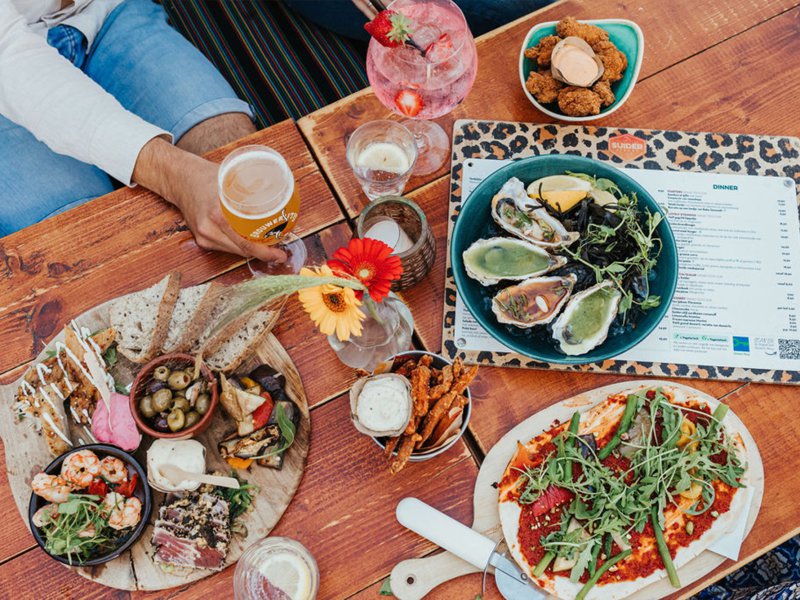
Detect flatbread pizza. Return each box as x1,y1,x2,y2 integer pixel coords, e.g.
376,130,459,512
498,384,750,600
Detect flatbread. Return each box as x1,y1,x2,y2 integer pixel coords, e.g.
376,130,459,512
498,384,751,600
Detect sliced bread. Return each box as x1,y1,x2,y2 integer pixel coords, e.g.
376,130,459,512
203,308,278,373
111,272,181,363
162,282,221,354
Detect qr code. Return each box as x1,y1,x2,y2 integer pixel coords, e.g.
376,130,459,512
778,339,800,360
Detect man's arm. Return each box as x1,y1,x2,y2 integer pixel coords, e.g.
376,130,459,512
132,138,285,260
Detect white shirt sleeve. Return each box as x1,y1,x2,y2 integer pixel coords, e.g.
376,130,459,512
0,0,171,185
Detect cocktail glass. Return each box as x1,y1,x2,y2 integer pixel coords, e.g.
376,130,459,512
366,0,478,176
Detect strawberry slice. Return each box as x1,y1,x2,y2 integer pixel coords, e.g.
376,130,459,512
364,10,414,48
424,33,454,62
530,484,573,517
395,89,424,117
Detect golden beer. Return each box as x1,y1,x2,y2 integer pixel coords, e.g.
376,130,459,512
218,146,300,244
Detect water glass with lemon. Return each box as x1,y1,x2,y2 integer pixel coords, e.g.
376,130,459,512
346,120,418,200
233,537,319,599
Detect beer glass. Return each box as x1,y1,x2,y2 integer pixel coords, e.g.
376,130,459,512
218,145,307,275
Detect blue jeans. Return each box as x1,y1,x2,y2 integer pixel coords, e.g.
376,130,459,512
0,0,253,236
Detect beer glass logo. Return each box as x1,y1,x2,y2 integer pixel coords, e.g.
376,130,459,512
251,208,299,241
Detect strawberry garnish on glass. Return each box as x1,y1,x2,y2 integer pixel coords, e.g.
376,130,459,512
394,89,424,118
364,10,414,48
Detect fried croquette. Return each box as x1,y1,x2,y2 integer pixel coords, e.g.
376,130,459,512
592,39,628,82
592,80,615,107
557,86,602,116
526,69,564,104
524,35,561,68
556,16,609,46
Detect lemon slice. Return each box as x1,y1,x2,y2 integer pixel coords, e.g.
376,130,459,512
258,552,313,599
526,175,591,212
355,142,411,174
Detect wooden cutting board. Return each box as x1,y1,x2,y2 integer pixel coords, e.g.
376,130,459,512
0,297,310,591
390,380,764,600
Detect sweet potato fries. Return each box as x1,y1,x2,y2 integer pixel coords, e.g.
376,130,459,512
381,355,478,475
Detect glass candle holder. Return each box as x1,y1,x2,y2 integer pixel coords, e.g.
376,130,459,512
356,196,436,290
346,120,418,200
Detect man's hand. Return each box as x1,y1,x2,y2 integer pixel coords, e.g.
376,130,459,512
132,137,286,261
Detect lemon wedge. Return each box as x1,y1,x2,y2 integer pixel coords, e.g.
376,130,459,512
526,175,591,212
355,142,411,174
257,552,313,599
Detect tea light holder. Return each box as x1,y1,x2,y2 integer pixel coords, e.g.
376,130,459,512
356,196,436,291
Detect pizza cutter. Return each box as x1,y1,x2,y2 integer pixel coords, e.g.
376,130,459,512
396,498,545,600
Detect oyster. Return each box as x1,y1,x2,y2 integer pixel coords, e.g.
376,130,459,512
552,280,622,355
491,178,579,248
350,374,413,437
550,37,604,87
492,275,576,328
463,237,566,286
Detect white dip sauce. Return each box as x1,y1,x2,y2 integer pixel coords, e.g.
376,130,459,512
147,439,206,492
356,376,411,432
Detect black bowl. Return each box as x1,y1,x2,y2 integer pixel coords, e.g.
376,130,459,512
28,444,152,566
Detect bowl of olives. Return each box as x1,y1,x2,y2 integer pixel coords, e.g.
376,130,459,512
129,353,218,438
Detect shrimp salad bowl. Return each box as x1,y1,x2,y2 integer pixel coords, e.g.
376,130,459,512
28,444,152,566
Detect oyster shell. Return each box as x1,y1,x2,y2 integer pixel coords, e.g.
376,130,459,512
350,374,413,437
492,275,577,328
552,280,622,355
463,237,567,286
550,36,604,87
491,178,579,248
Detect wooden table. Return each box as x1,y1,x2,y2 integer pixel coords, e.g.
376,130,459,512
1,0,798,598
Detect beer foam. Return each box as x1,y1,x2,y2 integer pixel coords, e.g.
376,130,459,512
219,149,294,218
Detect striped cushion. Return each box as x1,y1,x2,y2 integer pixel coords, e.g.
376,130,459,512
161,0,368,127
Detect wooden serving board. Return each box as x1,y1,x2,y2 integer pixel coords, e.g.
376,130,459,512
0,298,310,591
390,380,764,600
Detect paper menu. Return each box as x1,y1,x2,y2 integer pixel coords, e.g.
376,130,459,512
453,159,800,371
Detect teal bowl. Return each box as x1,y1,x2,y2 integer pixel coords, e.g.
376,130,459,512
519,19,644,122
450,155,677,364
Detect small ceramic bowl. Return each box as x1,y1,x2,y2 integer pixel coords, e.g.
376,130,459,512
519,19,644,122
28,444,152,566
371,350,472,462
129,353,219,439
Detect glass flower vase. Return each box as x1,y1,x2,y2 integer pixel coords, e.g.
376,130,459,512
327,293,414,371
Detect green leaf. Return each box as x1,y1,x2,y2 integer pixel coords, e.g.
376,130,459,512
103,345,118,369
570,541,595,583
379,578,394,596
605,263,626,274
248,403,296,460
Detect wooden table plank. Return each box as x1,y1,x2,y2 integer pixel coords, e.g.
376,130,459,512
298,0,797,217
0,393,480,599
0,121,345,374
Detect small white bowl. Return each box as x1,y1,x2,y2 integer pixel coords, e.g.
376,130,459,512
518,18,644,122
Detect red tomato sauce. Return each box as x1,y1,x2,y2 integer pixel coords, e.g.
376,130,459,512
518,503,565,569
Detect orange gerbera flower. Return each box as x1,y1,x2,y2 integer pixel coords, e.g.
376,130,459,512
327,238,403,302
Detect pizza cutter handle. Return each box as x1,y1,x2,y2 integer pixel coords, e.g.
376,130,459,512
396,497,496,570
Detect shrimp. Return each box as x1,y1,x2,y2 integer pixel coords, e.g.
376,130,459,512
32,503,60,527
60,449,101,488
31,473,74,503
99,456,128,484
103,492,142,530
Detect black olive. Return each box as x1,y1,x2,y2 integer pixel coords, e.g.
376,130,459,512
152,415,170,432
148,379,167,394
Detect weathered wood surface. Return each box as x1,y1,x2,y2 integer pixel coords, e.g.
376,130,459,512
0,121,345,375
298,0,800,218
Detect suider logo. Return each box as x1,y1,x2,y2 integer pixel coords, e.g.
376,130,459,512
607,133,647,161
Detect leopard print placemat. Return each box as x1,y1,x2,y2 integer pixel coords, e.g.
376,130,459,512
442,119,800,384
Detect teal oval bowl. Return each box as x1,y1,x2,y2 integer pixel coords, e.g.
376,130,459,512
450,155,678,364
519,19,644,122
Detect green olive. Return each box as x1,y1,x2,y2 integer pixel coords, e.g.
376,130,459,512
195,393,211,415
184,410,201,428
139,395,156,418
167,370,191,391
172,396,190,412
153,365,170,381
167,408,185,432
152,388,173,412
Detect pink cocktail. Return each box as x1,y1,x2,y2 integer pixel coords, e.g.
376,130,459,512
366,0,477,175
